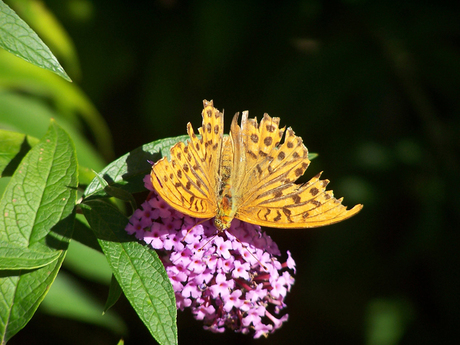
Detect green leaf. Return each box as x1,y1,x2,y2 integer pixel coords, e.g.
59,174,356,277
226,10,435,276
81,199,177,345
0,129,39,177
7,0,81,78
0,120,78,343
94,172,137,211
0,253,67,343
0,120,78,248
104,274,123,313
0,178,11,202
84,135,189,198
0,0,70,81
0,241,61,270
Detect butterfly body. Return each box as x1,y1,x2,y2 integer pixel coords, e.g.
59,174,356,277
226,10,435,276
214,135,237,231
151,100,362,231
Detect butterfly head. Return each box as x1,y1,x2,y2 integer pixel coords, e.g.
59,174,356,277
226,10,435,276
214,214,233,232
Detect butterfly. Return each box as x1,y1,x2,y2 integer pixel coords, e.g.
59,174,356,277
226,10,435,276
151,100,362,232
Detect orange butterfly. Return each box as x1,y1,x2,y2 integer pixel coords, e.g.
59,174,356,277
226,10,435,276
151,100,362,231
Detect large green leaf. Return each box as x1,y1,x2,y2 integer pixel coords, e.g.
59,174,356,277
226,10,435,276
80,199,177,345
84,135,190,198
0,120,78,343
0,0,70,81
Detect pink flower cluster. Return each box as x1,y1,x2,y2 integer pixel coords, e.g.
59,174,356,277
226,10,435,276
125,175,296,338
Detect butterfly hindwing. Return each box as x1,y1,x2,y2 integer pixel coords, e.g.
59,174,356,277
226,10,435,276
237,172,363,228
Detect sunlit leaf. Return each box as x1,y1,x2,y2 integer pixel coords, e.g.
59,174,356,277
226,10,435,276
7,0,81,78
0,0,70,81
0,120,78,342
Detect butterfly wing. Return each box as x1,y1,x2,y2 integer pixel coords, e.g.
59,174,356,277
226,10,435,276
151,100,223,218
231,112,362,228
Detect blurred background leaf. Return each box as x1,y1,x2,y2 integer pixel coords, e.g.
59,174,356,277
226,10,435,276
40,271,126,335
6,0,81,78
2,0,460,344
0,50,113,160
0,0,70,81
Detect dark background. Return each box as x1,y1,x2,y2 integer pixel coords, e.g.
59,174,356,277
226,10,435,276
14,0,460,344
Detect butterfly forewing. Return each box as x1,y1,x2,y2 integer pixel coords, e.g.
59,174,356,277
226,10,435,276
151,100,224,218
248,130,310,203
151,142,214,217
232,113,311,209
231,112,286,204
